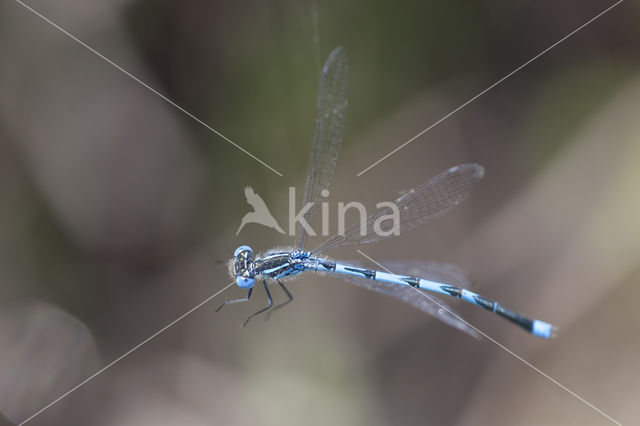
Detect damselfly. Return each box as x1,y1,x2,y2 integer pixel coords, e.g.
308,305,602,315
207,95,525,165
220,47,555,339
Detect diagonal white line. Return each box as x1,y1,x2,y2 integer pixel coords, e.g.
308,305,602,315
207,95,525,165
356,249,622,426
17,281,235,425
11,0,284,177
356,0,624,176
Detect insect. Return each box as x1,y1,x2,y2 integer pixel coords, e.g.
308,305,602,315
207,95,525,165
219,47,555,339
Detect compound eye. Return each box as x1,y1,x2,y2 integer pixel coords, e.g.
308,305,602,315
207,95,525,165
236,276,255,289
234,245,253,259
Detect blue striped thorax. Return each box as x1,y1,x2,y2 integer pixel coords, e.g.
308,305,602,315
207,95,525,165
231,247,315,288
254,249,312,279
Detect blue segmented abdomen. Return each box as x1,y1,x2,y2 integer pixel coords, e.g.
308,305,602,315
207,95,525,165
327,261,554,338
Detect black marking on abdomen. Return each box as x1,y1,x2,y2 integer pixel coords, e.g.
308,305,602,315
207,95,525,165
402,277,420,288
473,295,495,312
495,305,534,332
441,285,462,298
344,266,376,280
319,260,336,272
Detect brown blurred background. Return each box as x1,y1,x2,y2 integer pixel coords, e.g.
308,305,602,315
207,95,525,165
1,0,639,425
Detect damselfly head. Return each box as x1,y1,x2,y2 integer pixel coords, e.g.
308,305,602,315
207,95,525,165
232,245,255,289
234,245,253,260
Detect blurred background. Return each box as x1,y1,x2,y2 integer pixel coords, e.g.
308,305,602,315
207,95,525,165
1,0,639,425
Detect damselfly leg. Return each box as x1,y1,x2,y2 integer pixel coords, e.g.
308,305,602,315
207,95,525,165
265,280,294,321
242,280,273,327
216,288,253,312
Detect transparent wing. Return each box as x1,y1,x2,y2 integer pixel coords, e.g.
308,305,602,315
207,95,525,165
339,260,479,338
311,164,483,254
297,47,348,250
